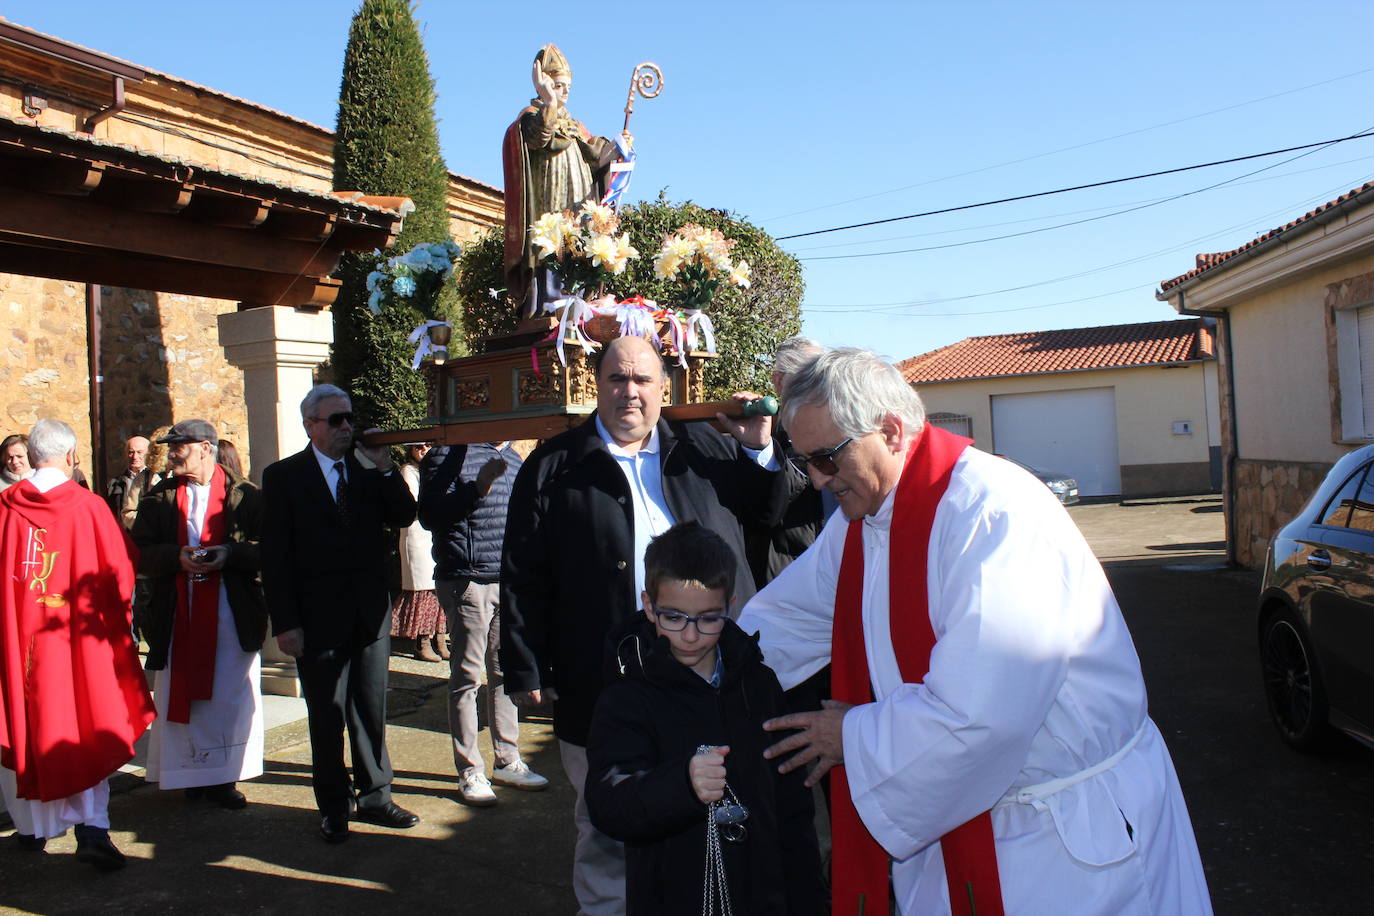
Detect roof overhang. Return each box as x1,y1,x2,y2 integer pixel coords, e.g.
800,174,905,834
0,114,409,309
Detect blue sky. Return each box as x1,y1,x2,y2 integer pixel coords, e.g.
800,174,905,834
7,1,1374,361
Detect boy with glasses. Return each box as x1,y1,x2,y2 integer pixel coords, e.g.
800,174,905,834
584,522,823,915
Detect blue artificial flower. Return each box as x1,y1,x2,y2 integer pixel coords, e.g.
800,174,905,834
392,276,417,297
365,271,384,291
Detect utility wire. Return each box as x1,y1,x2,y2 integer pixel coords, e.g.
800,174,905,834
765,64,1374,223
801,174,1374,314
788,152,1374,253
797,126,1363,261
776,128,1374,241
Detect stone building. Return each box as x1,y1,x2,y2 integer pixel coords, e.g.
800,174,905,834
0,19,502,488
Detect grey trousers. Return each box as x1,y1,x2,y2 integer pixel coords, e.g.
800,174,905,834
436,579,520,775
559,740,627,916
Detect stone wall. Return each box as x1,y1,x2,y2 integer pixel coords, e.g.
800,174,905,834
0,272,92,465
1232,458,1333,568
98,287,250,481
0,273,252,485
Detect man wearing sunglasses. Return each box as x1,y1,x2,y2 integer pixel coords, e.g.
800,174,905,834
737,348,1211,916
261,384,419,844
501,334,784,916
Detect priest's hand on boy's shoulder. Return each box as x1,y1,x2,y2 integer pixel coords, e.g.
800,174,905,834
761,699,853,788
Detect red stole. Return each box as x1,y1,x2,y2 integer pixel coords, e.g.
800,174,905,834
0,479,154,800
830,425,1006,916
167,465,228,724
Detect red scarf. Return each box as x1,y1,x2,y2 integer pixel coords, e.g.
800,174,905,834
830,425,1005,916
167,465,228,724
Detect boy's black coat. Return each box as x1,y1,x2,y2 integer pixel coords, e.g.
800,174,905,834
586,615,825,915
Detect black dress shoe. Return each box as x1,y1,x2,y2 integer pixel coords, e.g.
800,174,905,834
353,801,419,829
205,783,248,810
16,833,46,852
320,814,350,844
75,833,127,871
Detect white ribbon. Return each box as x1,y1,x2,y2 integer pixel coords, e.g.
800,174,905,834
407,320,449,370
683,309,717,359
550,294,594,366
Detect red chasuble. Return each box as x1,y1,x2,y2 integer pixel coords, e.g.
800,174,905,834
0,479,155,801
829,425,1006,916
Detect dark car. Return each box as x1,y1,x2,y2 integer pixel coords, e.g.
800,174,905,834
1000,455,1080,505
1259,442,1374,751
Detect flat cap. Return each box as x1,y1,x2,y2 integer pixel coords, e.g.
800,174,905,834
155,419,219,446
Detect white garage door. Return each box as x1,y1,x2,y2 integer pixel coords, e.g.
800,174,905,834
991,387,1121,496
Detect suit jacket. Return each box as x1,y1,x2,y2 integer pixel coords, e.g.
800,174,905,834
260,446,416,651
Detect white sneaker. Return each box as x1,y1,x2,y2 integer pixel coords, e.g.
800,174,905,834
491,760,549,791
458,771,497,806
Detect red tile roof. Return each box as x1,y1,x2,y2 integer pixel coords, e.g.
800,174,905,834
899,319,1211,384
1159,181,1374,292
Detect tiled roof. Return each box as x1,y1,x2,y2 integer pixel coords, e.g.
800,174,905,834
0,18,502,196
1159,181,1374,292
899,319,1211,384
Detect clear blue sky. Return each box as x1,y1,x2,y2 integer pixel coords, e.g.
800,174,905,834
7,1,1374,362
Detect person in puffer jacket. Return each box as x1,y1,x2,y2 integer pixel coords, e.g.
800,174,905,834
585,522,824,915
418,441,548,806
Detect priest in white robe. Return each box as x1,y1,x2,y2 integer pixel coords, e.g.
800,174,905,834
132,420,266,809
737,348,1212,916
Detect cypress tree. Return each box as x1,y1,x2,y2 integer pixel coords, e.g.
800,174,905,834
331,0,453,429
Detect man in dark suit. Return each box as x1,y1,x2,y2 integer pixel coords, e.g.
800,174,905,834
261,383,419,843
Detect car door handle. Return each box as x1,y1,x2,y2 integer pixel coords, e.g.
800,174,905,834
1307,549,1333,571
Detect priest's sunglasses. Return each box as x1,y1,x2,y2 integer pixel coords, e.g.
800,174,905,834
788,437,854,477
650,608,729,634
309,411,355,428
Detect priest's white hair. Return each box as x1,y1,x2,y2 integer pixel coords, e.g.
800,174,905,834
781,347,925,440
772,336,824,377
28,418,77,467
300,383,350,420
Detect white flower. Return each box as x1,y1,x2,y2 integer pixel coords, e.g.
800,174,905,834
729,259,752,288
531,233,559,259
654,251,683,280
588,234,619,269
581,201,617,235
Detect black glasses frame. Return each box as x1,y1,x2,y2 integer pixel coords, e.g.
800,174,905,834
650,608,729,634
788,436,854,476
309,411,355,428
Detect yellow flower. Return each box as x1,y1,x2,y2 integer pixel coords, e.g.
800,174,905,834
654,251,683,280
665,236,695,262
531,233,559,259
730,259,752,288
588,233,619,269
615,233,639,262
581,202,617,235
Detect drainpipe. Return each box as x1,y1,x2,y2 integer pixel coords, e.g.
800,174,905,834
1176,291,1239,565
81,79,125,493
83,76,125,133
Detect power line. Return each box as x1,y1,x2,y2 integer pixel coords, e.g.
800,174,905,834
787,152,1374,254
776,128,1374,241
800,175,1374,314
764,65,1374,224
797,126,1362,262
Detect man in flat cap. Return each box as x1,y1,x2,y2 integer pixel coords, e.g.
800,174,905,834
132,419,266,811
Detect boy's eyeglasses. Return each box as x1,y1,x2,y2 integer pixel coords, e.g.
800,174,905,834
788,437,854,477
309,411,355,428
651,609,728,634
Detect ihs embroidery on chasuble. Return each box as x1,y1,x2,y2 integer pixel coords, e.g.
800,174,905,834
19,526,63,605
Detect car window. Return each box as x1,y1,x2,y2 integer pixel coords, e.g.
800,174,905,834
1318,466,1367,528
1349,466,1374,533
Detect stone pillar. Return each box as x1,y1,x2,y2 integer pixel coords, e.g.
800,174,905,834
218,305,334,698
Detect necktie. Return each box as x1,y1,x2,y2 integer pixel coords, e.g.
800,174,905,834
333,461,349,524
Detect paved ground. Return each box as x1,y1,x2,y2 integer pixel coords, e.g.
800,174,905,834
4,496,1373,913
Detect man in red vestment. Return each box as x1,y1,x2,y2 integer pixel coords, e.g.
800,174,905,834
0,419,154,870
